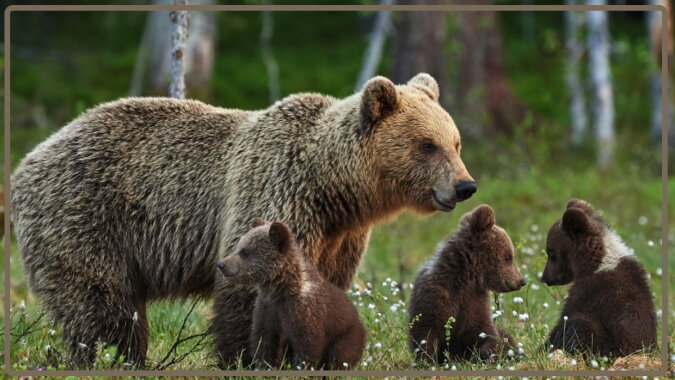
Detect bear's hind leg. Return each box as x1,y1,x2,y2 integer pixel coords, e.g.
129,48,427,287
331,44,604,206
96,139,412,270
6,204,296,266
552,315,605,355
324,324,365,369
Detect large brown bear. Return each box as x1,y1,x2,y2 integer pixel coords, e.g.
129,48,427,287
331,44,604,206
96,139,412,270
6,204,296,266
217,218,365,370
11,73,476,367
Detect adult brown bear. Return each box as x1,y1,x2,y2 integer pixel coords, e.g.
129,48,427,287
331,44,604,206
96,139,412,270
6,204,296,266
11,73,476,367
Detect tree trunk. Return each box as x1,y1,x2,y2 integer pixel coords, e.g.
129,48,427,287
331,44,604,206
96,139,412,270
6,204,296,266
355,0,393,91
647,0,673,144
261,0,280,104
565,0,587,145
390,0,449,105
130,0,215,99
456,0,527,137
170,0,189,99
587,1,614,169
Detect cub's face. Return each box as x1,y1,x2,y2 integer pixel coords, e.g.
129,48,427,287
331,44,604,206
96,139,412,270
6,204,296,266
459,205,526,293
360,74,476,215
216,218,292,285
542,199,601,286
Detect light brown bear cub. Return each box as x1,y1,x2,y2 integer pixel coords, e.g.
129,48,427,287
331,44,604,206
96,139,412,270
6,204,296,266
408,205,525,363
217,218,365,369
542,199,657,357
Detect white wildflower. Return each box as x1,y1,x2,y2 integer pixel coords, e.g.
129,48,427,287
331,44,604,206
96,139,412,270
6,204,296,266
513,297,524,304
77,343,88,349
570,359,577,366
132,311,139,322
368,303,375,309
507,349,515,357
518,313,529,321
343,362,348,367
374,342,382,349
590,359,599,368
479,332,487,339
420,339,427,345
19,300,26,310
48,329,56,336
638,216,648,225
656,268,662,277
648,240,655,247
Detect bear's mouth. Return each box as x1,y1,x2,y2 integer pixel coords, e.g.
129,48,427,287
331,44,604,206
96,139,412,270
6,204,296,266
433,192,456,211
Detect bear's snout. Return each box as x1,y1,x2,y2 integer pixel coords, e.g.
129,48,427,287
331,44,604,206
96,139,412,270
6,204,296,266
454,181,477,201
216,261,233,277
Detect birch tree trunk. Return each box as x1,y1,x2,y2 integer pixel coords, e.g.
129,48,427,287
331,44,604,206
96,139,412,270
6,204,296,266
355,0,393,91
647,0,673,144
170,0,189,99
565,0,587,145
587,1,614,169
261,0,280,104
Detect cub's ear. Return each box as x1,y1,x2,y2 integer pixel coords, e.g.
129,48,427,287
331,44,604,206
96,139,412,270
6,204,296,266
562,207,591,235
251,217,268,228
269,222,293,253
566,199,594,215
407,73,440,102
360,76,399,134
459,204,495,232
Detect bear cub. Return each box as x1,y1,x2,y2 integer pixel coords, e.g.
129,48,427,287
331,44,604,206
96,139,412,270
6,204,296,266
408,205,526,363
542,199,657,357
217,218,365,369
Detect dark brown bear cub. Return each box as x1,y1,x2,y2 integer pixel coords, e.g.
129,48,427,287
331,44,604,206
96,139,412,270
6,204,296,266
217,218,365,369
542,199,657,357
408,205,525,364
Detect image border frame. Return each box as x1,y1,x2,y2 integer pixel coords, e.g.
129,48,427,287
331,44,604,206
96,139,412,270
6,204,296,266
2,3,670,377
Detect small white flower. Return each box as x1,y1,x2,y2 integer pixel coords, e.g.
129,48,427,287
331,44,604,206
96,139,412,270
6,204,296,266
638,363,645,369
451,365,457,370
496,363,501,370
104,353,111,359
44,344,51,351
413,348,420,353
420,339,427,345
343,362,348,367
411,362,417,367
570,359,577,366
132,311,139,322
368,303,375,309
512,311,518,316
638,216,648,225
19,300,26,310
508,366,515,370
479,332,487,339
77,343,87,348
543,302,549,308
531,283,539,290
507,349,515,357
648,240,655,247
48,329,56,336
518,347,524,354
531,224,539,232
547,353,553,359
656,268,662,277
513,296,524,304
590,359,599,368
374,342,382,349
122,362,132,366
518,313,529,321
563,315,568,321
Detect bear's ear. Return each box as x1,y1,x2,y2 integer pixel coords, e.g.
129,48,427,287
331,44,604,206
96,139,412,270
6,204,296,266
251,217,268,228
407,73,440,102
360,76,399,134
562,207,591,235
269,222,292,253
566,199,594,215
459,204,495,232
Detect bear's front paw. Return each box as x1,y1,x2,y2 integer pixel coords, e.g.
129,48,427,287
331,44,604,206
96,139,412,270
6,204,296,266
478,338,498,362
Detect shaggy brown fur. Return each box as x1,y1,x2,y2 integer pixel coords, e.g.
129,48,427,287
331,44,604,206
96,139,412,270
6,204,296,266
408,205,525,364
10,73,476,367
542,199,657,357
217,218,365,369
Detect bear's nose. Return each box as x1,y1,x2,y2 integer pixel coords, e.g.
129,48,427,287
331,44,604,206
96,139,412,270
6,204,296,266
519,278,527,287
455,181,477,201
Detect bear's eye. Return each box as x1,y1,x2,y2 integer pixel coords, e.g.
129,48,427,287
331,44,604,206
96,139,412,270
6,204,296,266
505,254,512,263
239,249,250,258
420,140,437,153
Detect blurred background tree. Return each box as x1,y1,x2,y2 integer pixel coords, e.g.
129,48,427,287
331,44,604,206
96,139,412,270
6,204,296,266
4,0,672,177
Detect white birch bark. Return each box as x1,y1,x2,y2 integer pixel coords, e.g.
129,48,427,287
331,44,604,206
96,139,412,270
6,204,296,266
566,0,587,145
587,1,614,169
170,0,189,99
